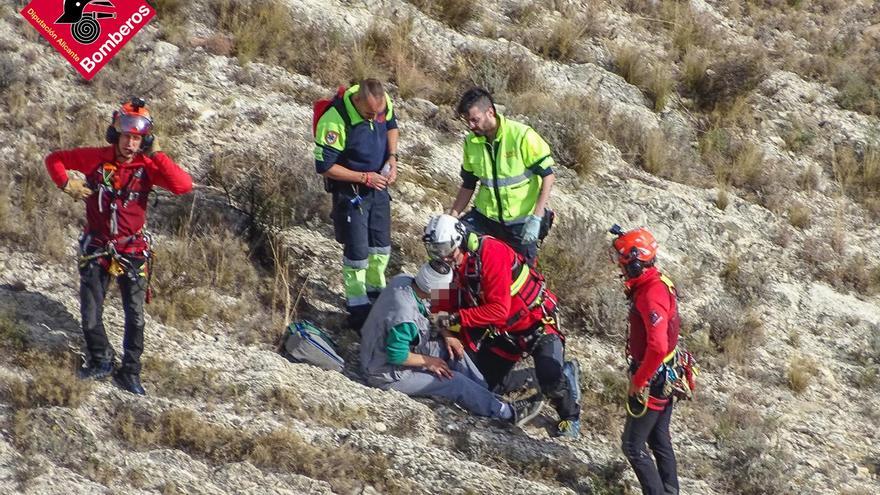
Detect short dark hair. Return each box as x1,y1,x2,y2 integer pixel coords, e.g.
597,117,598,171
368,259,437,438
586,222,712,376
359,79,385,99
456,87,494,115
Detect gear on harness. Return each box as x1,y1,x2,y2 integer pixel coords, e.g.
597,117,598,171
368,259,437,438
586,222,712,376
625,347,698,418
78,230,155,304
455,234,561,357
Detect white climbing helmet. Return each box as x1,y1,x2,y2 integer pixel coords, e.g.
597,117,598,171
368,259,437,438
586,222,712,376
423,214,465,260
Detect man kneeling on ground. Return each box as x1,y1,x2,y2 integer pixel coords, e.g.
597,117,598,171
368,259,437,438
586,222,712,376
359,260,542,426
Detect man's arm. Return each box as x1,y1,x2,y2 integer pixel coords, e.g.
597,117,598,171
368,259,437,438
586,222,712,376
44,147,108,188
630,289,671,390
146,152,193,195
322,165,387,190
532,172,554,217
386,322,452,378
521,128,555,217
458,241,513,328
449,185,475,217
384,127,400,185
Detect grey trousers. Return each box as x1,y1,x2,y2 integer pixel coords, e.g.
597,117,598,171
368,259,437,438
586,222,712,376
385,341,507,419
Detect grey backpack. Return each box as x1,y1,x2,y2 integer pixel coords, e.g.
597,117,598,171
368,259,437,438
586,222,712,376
280,320,345,372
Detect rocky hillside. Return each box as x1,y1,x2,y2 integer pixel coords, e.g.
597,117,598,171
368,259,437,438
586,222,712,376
1,0,879,493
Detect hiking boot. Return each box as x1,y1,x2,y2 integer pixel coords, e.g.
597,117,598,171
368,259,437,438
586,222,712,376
347,305,372,332
553,419,581,438
113,370,146,395
77,361,114,381
510,397,543,428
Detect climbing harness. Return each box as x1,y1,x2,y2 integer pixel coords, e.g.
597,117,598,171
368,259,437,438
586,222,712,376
625,346,699,418
457,236,560,359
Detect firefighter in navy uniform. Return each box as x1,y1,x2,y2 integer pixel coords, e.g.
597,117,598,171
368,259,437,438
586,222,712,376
45,97,192,395
313,79,399,330
610,225,681,495
424,214,581,437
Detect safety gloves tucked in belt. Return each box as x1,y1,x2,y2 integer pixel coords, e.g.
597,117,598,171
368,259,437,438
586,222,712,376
521,214,543,243
62,178,93,201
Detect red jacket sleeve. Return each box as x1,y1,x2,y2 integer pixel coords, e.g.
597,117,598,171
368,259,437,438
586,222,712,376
459,239,513,329
44,147,109,188
144,152,192,194
631,285,671,388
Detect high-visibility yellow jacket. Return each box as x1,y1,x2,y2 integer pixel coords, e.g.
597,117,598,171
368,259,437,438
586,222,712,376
461,114,554,224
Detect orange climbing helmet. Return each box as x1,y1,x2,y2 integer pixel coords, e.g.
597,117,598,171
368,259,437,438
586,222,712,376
609,224,658,278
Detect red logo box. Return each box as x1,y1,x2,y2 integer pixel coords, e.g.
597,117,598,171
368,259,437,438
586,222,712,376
20,0,156,80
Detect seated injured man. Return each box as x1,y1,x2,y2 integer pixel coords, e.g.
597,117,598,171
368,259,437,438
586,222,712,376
359,260,542,427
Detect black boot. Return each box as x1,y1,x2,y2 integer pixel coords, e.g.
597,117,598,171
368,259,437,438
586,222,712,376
346,305,372,332
78,360,114,380
113,370,146,395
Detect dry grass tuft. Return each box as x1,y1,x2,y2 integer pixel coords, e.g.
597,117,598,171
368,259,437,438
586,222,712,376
452,48,538,99
787,201,811,229
141,357,243,401
506,92,603,178
0,156,78,262
407,0,479,29
261,387,370,428
211,0,350,85
362,18,443,101
114,406,410,493
715,187,730,210
719,255,766,304
834,144,880,218
151,0,188,45
508,2,542,26
610,43,674,111
529,17,592,62
539,218,626,338
682,50,767,111
787,355,817,394
0,352,91,409
715,400,792,494
703,301,764,363
0,308,29,352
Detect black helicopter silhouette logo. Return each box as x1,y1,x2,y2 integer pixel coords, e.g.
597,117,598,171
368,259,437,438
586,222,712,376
55,0,117,45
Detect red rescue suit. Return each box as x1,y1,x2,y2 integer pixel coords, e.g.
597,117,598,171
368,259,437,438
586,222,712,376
625,266,680,410
437,235,560,361
45,146,193,255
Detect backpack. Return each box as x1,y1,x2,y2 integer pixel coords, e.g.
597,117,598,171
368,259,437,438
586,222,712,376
312,85,349,137
280,320,345,372
312,86,353,192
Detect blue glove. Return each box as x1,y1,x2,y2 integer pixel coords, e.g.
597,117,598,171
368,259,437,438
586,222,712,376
521,214,542,244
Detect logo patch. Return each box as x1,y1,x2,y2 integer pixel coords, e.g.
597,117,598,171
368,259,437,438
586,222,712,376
325,131,338,145
649,311,663,327
20,0,155,80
